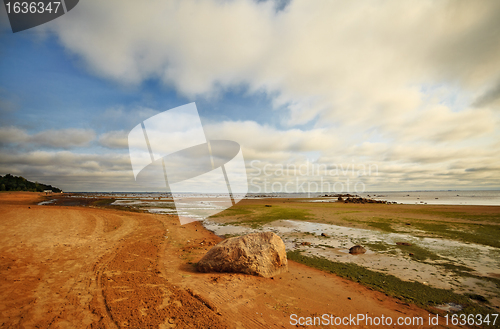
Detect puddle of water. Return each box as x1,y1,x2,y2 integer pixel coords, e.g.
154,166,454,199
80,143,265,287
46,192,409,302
202,219,500,308
112,198,226,222
38,199,56,205
308,198,337,203
434,303,463,312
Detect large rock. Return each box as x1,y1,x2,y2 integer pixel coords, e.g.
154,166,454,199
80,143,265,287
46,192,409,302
196,232,288,278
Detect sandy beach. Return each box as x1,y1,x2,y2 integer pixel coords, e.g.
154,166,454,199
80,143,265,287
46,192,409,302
0,192,490,328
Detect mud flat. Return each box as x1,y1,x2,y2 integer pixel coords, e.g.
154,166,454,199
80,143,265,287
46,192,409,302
0,192,490,328
207,197,500,323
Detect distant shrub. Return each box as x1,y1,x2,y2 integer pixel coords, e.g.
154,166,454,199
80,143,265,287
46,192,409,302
0,174,61,192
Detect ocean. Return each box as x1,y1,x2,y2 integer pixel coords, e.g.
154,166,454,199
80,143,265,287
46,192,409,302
357,190,500,206
65,190,500,210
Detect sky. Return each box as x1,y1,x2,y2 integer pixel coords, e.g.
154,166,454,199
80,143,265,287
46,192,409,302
0,0,499,193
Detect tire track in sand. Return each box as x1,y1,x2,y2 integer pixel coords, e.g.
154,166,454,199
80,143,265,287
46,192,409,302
89,212,228,328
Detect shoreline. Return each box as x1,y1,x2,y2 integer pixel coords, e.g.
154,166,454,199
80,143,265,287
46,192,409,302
39,189,500,207
1,192,496,328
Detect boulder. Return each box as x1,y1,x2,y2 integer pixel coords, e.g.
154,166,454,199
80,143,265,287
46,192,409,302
196,232,288,278
349,245,366,255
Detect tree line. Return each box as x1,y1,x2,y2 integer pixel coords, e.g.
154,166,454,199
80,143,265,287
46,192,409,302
0,174,62,192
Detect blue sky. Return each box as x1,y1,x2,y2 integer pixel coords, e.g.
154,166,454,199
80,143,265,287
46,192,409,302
0,28,288,132
1,32,249,129
1,0,499,192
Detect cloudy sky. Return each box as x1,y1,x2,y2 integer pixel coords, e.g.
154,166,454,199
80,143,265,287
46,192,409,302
1,0,499,192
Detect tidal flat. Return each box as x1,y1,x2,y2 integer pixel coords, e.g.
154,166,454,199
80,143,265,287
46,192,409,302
206,198,500,321
6,192,459,328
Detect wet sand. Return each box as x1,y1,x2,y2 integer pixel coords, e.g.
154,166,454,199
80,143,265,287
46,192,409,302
0,192,466,328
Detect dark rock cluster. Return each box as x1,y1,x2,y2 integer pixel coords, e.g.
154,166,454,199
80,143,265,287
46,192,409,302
340,195,387,204
323,193,389,204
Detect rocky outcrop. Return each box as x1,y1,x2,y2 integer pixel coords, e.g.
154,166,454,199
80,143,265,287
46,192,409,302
324,194,389,204
196,232,288,278
343,197,387,204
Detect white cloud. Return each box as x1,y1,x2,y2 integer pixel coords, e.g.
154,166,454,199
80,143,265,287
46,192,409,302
33,128,96,148
4,0,496,191
204,120,338,154
48,0,500,125
382,105,498,143
0,150,134,191
92,106,161,131
0,127,96,149
98,130,128,149
0,126,29,144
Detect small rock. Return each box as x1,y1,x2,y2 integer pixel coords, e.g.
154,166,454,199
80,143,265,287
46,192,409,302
349,245,366,255
300,242,311,246
321,233,329,237
396,242,412,246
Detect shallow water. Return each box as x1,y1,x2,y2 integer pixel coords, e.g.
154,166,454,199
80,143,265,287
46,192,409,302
359,190,500,206
203,219,500,308
70,190,500,205
38,199,56,205
111,198,228,221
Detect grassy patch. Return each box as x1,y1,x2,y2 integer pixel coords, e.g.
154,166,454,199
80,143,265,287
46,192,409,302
210,206,254,218
363,242,392,253
91,198,143,213
223,233,242,239
220,205,312,228
344,216,399,233
318,244,335,249
409,209,500,224
395,244,441,261
91,198,116,207
331,210,363,214
367,221,396,233
353,214,500,249
287,250,498,327
465,293,490,304
412,222,500,249
366,241,477,275
438,262,474,273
